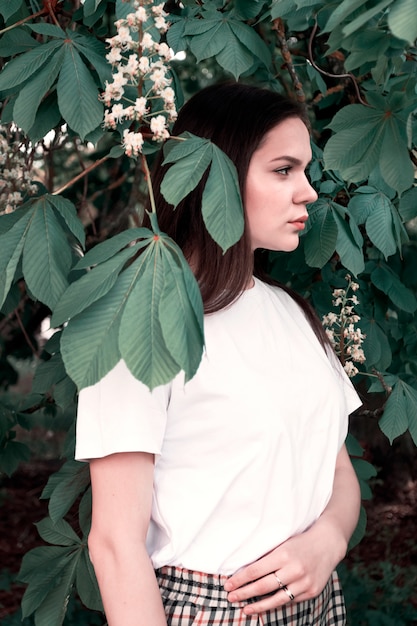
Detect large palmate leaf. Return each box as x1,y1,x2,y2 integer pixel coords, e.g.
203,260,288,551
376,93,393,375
19,515,102,625
379,378,417,445
0,30,106,139
183,10,270,78
0,195,85,310
161,134,244,252
324,93,414,195
59,222,205,390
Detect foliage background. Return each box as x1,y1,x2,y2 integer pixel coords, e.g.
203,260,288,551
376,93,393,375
1,0,417,624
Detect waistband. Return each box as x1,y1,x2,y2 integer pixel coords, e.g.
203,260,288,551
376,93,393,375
155,565,247,609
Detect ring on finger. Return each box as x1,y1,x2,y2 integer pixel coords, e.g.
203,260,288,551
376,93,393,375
281,584,295,601
273,571,284,589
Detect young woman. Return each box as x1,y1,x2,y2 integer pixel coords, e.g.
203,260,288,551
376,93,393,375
76,82,362,625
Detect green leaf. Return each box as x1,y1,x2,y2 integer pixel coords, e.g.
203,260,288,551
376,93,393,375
234,0,265,19
32,354,67,393
26,92,62,143
159,247,204,379
324,99,414,195
0,204,31,234
22,199,71,309
0,39,62,92
53,375,77,409
161,138,212,207
13,46,65,134
51,244,143,326
60,262,140,389
0,210,32,308
0,440,31,476
83,0,104,17
119,248,180,388
202,144,244,252
388,0,417,44
228,20,271,68
0,27,40,56
348,187,382,225
215,27,255,79
399,187,417,221
304,200,338,267
360,317,392,370
76,548,102,611
36,517,80,547
379,381,410,443
47,195,86,247
371,265,417,313
57,43,103,140
188,19,227,62
365,195,397,259
42,461,90,523
0,0,24,21
332,209,364,276
74,227,150,269
321,0,367,33
342,0,394,38
69,31,113,85
28,23,66,38
349,505,367,550
379,114,414,195
19,544,80,624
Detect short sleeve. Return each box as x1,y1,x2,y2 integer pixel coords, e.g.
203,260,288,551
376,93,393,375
75,360,171,461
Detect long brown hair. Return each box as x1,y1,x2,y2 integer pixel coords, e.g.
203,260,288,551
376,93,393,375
146,82,329,347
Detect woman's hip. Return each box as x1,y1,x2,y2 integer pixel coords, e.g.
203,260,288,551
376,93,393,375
156,566,346,625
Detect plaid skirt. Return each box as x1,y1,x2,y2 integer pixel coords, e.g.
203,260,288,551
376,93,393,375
156,566,346,625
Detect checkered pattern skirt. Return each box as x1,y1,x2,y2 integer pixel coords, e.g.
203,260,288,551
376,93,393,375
156,566,346,625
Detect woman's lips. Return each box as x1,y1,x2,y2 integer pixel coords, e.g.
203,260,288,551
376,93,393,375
289,216,308,230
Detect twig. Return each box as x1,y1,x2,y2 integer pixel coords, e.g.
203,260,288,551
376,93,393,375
272,18,305,103
52,154,110,195
307,19,369,107
15,309,40,358
371,368,393,395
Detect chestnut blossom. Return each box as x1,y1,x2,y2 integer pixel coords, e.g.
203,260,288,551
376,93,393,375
322,274,366,377
102,0,177,157
0,130,37,215
123,129,144,156
150,115,169,141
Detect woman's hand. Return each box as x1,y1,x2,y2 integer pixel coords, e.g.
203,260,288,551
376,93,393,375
224,444,361,615
224,520,344,615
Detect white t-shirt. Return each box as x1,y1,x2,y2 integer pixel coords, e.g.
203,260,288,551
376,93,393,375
76,277,362,575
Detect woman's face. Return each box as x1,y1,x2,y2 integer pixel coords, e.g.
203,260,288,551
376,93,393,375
244,117,318,252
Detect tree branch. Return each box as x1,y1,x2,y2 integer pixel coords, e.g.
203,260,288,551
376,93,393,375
272,18,306,103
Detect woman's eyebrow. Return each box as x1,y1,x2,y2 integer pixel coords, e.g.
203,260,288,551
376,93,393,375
269,156,311,166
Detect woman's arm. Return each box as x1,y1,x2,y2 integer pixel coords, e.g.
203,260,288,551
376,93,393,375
88,452,167,626
224,444,361,615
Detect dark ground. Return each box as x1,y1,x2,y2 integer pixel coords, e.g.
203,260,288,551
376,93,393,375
0,443,416,623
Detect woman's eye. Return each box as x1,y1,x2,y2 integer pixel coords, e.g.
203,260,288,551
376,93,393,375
274,167,291,176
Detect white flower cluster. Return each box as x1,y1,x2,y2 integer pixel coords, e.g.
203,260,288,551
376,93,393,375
322,275,366,378
102,0,177,157
0,130,37,215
